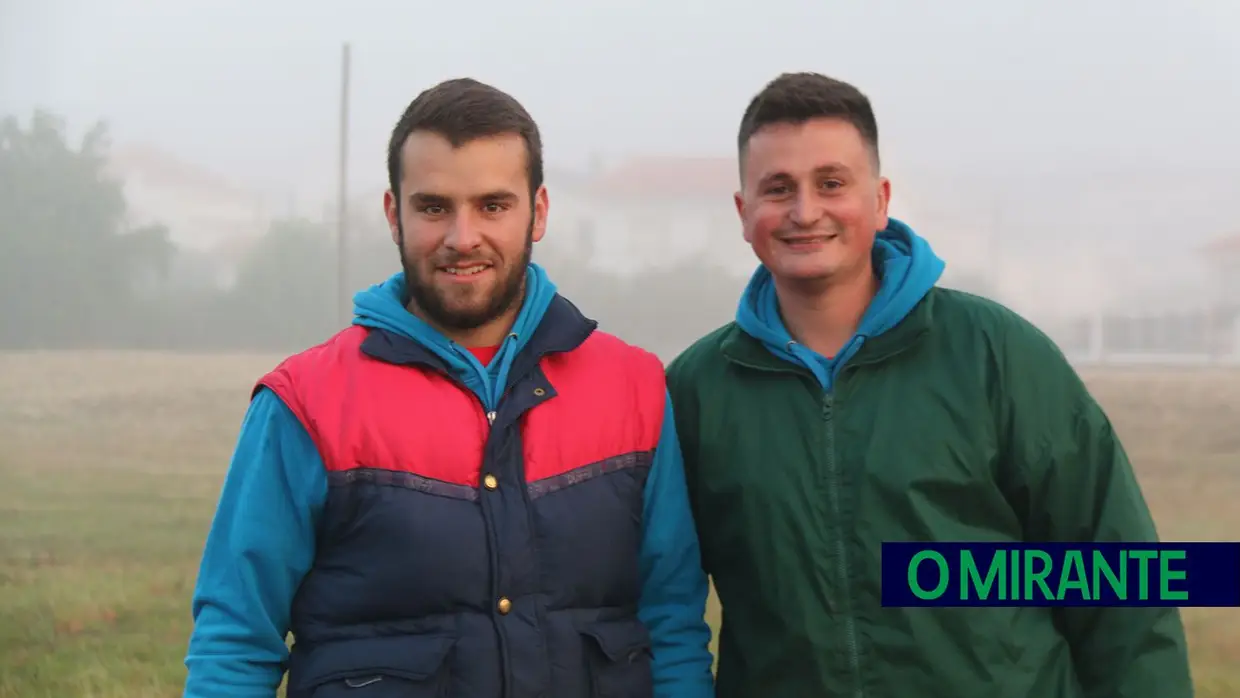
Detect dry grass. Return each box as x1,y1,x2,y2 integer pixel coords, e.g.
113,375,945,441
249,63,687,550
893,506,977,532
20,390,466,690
0,351,1237,697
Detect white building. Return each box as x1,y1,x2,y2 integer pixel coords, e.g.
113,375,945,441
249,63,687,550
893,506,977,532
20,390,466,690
106,144,274,290
538,157,746,277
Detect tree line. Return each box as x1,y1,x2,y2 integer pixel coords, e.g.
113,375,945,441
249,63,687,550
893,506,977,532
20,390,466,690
0,110,747,356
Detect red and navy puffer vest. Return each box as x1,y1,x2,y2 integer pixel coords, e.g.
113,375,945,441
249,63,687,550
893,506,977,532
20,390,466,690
256,295,667,698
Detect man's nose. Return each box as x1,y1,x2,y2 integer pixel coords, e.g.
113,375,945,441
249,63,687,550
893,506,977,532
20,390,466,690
788,191,824,228
443,212,483,251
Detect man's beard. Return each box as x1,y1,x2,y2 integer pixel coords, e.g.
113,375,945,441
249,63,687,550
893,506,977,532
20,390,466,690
399,220,534,333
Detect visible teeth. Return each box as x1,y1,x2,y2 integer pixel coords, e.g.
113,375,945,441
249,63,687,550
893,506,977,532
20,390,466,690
445,266,487,275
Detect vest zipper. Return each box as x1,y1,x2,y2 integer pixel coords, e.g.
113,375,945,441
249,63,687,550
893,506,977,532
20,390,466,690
823,392,864,698
486,411,496,425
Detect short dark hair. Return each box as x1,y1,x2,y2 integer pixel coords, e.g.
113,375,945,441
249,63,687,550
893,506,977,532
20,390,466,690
386,77,544,202
737,72,880,174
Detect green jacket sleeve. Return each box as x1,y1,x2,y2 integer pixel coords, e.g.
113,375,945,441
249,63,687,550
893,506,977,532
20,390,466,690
996,320,1194,698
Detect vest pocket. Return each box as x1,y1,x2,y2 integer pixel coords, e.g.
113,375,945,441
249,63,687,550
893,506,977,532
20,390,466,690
289,634,455,698
580,618,654,698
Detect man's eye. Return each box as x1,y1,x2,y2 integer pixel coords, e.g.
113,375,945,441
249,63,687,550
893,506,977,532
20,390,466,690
422,205,446,215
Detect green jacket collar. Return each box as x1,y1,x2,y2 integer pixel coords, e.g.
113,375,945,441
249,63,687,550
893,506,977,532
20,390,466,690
721,287,938,374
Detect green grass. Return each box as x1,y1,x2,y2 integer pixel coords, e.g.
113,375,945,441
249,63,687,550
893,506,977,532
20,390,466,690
0,352,1237,697
0,351,262,698
0,465,214,697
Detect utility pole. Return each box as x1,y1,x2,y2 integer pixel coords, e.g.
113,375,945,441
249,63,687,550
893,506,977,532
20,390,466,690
336,42,352,326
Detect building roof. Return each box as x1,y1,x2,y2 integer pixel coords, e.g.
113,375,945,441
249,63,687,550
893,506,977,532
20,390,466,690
107,144,266,210
1201,232,1240,258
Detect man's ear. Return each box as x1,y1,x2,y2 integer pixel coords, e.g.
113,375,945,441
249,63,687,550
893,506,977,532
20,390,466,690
531,185,549,243
384,189,400,246
736,190,754,244
875,176,891,231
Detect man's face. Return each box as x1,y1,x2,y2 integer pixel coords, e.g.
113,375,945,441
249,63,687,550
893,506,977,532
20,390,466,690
384,131,548,334
735,118,889,287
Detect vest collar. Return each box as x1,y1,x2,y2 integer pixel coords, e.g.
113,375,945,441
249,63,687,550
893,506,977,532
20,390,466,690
359,293,598,378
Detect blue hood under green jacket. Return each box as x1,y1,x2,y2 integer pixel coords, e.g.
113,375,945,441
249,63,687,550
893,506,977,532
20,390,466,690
735,217,946,390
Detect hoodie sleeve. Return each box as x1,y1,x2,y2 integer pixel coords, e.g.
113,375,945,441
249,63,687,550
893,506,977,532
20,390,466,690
183,387,328,698
637,391,717,698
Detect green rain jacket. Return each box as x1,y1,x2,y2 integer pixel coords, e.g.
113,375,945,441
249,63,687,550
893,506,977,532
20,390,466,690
666,220,1193,698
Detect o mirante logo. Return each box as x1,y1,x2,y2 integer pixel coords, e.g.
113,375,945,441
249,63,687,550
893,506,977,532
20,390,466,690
881,542,1240,607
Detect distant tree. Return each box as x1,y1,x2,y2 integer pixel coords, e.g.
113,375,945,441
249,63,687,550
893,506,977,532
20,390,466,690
535,253,744,358
348,235,401,295
604,260,747,357
120,223,176,295
0,109,175,347
225,217,339,350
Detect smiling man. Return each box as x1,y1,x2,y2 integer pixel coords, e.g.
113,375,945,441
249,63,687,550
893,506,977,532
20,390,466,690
665,72,1193,697
182,78,715,698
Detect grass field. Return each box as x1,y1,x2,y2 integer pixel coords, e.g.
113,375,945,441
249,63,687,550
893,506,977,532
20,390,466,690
1,351,1238,697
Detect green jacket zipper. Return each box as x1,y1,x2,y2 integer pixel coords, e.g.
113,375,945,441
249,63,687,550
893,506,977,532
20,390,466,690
823,392,863,698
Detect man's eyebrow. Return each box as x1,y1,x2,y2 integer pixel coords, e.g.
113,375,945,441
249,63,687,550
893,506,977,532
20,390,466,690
408,192,450,205
756,170,792,186
475,190,519,203
815,163,852,176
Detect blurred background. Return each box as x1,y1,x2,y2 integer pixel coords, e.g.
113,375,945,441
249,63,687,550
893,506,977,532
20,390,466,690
1,1,1237,696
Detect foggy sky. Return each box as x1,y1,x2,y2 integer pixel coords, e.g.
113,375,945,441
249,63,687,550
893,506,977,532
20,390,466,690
3,0,1238,206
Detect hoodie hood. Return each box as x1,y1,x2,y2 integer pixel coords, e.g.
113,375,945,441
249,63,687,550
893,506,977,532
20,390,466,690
351,262,559,411
735,217,945,390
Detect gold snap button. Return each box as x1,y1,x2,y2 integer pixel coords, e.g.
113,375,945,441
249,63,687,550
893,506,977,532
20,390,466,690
533,387,546,396
497,597,512,614
483,474,498,490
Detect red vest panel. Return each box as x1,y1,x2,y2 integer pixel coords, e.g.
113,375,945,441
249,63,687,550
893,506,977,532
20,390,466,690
255,325,666,491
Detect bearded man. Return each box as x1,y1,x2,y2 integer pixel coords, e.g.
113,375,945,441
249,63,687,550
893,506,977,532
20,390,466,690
182,77,715,698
